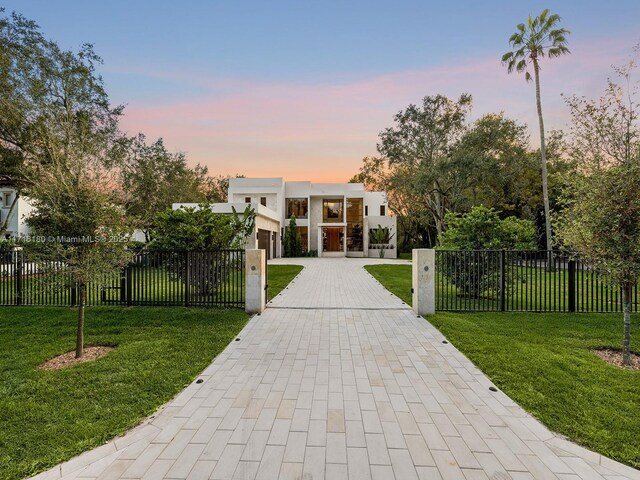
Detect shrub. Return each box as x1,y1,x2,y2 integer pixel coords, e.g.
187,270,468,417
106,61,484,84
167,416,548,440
438,206,536,250
369,225,395,259
283,215,303,257
437,206,536,298
149,204,255,297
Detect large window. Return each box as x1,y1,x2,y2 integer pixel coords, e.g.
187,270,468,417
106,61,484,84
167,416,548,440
297,226,308,251
323,199,343,222
286,198,308,219
346,198,363,252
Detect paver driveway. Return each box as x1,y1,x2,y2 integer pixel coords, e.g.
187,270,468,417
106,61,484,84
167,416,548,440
33,258,639,480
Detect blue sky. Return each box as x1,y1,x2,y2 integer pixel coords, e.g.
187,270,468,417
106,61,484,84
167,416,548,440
3,1,639,180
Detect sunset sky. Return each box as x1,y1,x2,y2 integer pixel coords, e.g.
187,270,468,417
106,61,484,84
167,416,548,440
4,1,639,182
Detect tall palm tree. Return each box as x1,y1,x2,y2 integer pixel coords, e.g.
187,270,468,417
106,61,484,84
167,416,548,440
502,9,570,252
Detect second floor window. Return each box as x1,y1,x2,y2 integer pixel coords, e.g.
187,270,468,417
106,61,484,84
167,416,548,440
380,205,386,216
323,199,343,222
260,197,267,206
3,192,12,208
245,196,251,203
286,198,308,218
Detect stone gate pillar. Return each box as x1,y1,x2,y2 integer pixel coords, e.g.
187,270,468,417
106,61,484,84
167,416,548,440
412,249,435,315
245,249,266,314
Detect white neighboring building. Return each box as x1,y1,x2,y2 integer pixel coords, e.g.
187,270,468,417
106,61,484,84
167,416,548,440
174,177,396,259
0,177,33,239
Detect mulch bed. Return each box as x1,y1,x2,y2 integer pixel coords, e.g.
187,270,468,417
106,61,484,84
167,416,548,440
593,348,640,370
38,346,115,371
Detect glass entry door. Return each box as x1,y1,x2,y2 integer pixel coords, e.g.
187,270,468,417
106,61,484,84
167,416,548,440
322,227,344,252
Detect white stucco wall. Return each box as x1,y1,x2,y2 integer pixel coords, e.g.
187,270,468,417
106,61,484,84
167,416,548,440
228,177,285,219
231,193,279,213
309,197,323,253
1,189,33,238
364,191,388,217
204,177,393,257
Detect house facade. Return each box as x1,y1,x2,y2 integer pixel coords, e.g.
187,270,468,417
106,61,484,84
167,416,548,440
221,177,396,259
0,177,33,239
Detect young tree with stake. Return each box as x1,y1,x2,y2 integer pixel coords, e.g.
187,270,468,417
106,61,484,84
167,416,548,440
557,48,640,366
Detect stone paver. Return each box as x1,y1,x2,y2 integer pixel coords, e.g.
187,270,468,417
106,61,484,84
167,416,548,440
31,258,639,480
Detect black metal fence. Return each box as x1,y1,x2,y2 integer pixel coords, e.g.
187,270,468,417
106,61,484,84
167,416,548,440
0,249,245,308
435,250,639,313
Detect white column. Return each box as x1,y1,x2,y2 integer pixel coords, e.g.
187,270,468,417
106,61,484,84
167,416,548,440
412,249,435,316
245,249,266,314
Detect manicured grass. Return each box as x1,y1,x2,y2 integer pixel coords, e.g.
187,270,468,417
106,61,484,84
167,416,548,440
0,307,248,480
365,264,412,304
365,263,640,469
267,264,303,301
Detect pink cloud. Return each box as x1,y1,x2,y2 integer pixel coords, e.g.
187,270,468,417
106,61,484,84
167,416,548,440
115,35,636,183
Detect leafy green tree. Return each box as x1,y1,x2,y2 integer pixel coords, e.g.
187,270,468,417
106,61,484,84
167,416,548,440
453,113,536,216
351,156,432,250
502,8,570,252
377,94,472,239
121,134,207,240
0,9,124,182
438,206,536,298
151,204,255,251
438,206,536,251
0,8,132,358
353,110,565,250
0,9,45,184
557,50,640,365
27,182,133,359
151,204,256,297
283,215,302,257
199,173,245,203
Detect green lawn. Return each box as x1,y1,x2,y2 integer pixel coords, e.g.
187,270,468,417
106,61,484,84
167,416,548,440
0,307,248,480
366,264,412,304
267,264,303,301
365,263,640,469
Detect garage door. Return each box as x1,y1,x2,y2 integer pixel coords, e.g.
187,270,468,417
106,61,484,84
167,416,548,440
257,229,271,259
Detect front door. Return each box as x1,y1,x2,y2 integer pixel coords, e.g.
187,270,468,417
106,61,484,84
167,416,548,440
322,227,343,253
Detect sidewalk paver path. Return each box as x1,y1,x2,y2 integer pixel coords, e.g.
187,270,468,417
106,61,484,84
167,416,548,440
33,258,639,480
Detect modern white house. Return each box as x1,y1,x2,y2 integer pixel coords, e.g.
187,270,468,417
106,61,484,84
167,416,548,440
0,177,33,239
175,177,396,259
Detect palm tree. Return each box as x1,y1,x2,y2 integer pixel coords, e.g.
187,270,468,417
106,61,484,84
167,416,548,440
502,9,570,253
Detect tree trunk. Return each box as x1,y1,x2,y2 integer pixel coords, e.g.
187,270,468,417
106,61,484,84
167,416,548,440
533,59,553,252
622,283,632,366
432,183,445,242
75,282,86,359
